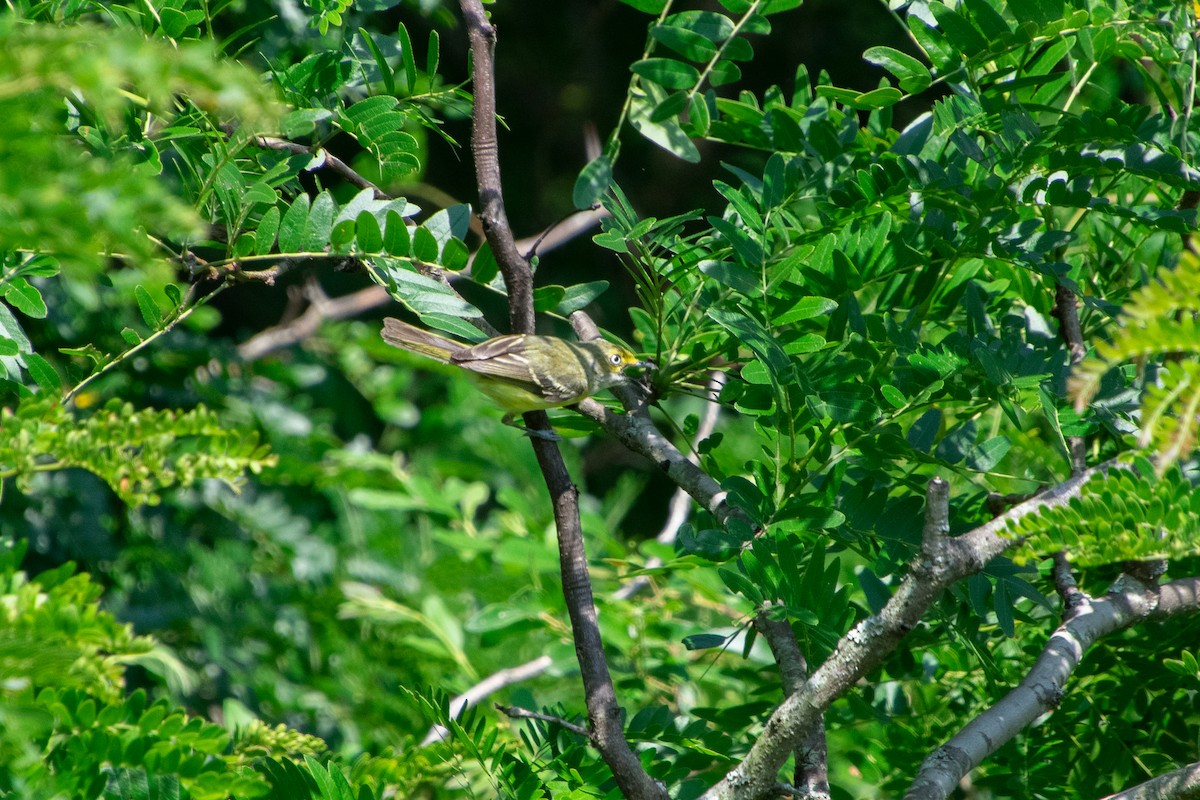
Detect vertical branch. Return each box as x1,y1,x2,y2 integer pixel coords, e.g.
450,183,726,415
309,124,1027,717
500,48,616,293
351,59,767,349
458,1,535,335
1051,283,1091,617
753,611,829,797
457,4,665,798
1052,283,1087,474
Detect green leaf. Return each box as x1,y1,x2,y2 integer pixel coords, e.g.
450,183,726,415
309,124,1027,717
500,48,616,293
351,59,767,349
254,206,281,255
773,297,838,325
134,286,163,329
412,226,439,262
633,58,701,91
850,87,903,110
383,210,411,257
0,337,18,356
574,154,614,210
863,46,932,93
553,281,610,315
280,108,333,138
396,22,418,92
24,353,61,395
368,258,481,318
355,211,383,253
278,195,310,253
359,27,395,96
14,255,60,279
857,567,890,613
929,3,988,56
471,242,498,285
880,384,906,409
532,285,566,313
967,436,1011,472
619,0,669,13
4,278,47,319
652,24,719,61
304,190,337,252
630,87,700,162
701,261,759,295
682,633,728,651
709,60,741,87
330,219,356,251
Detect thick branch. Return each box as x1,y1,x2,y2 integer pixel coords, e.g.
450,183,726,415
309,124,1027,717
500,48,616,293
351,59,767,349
908,575,1200,799
904,577,1169,799
459,0,534,333
457,4,664,798
1100,761,1200,800
754,610,829,798
700,463,1123,800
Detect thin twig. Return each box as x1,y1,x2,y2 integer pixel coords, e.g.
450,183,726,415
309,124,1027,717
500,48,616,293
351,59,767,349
1050,282,1092,617
64,283,228,406
255,136,389,200
1052,283,1087,472
1051,551,1089,621
238,284,390,360
495,703,591,738
421,656,554,746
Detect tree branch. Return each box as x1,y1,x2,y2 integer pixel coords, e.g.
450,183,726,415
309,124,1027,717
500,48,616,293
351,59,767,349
458,4,665,798
613,370,726,602
255,136,389,200
904,575,1173,799
1052,282,1087,474
700,462,1124,800
754,609,829,798
238,283,390,360
421,655,553,746
1099,761,1200,800
459,1,533,334
495,703,591,738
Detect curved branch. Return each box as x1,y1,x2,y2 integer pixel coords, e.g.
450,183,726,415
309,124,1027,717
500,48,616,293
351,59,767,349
700,462,1123,800
908,574,1200,800
1099,761,1200,800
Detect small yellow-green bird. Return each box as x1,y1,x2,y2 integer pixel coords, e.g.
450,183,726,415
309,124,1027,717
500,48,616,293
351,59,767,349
381,317,649,439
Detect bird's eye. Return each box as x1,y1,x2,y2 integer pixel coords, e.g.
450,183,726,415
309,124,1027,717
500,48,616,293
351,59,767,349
609,353,623,367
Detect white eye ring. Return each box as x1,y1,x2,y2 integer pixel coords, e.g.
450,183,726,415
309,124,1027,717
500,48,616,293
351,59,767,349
609,353,623,366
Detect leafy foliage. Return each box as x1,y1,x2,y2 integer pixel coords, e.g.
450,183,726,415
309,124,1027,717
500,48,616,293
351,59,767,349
0,400,276,506
1008,459,1200,567
3,0,1200,798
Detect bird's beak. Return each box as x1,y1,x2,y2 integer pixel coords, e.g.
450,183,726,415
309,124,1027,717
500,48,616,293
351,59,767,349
633,359,656,370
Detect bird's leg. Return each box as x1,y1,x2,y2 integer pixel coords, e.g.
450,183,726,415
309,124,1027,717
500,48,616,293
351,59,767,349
501,413,563,442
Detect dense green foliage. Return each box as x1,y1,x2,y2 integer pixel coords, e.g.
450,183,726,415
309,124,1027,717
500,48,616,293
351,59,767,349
2,0,1200,798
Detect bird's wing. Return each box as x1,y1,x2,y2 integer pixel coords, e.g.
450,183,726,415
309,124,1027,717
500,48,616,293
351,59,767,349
452,336,587,403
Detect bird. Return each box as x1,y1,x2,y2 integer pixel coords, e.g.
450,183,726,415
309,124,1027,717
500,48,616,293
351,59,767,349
381,317,649,439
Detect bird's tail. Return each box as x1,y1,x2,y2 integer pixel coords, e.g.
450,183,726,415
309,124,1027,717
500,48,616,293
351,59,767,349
381,318,464,363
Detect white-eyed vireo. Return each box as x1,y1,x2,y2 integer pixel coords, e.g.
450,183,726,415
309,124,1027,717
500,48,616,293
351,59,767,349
381,317,649,438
